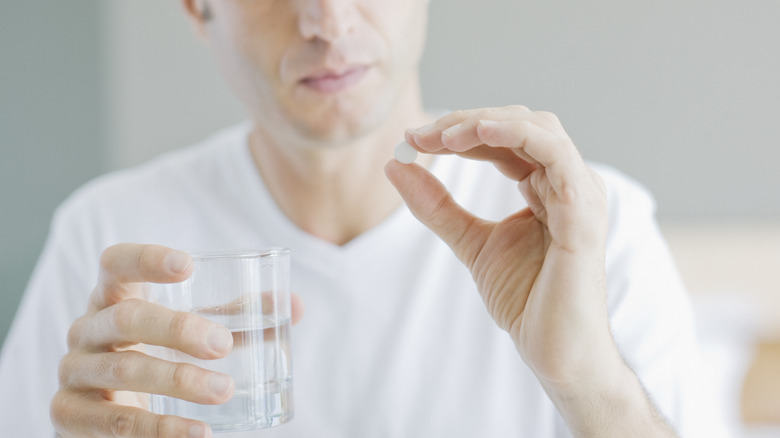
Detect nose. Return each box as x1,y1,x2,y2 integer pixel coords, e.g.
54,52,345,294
298,0,356,42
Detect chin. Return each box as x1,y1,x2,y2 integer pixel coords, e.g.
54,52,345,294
294,115,375,145
288,93,392,145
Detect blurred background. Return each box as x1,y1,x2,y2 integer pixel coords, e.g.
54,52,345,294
2,0,779,434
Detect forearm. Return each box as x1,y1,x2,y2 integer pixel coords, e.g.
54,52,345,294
542,359,678,438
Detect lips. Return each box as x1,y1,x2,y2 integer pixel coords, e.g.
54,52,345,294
300,65,370,94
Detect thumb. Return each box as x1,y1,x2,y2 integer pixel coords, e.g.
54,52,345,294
384,159,489,268
90,243,193,313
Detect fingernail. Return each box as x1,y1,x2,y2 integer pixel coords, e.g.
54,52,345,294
442,123,462,137
409,122,435,136
478,119,499,127
208,373,233,398
207,326,233,354
188,423,208,438
164,251,191,274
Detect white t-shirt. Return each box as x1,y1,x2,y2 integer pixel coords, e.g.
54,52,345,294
0,123,717,437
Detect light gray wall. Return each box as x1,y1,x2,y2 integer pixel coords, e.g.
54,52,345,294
102,0,245,170
422,0,780,221
3,0,780,344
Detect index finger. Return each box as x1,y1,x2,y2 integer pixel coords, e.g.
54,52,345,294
51,392,212,438
90,243,194,313
473,119,587,201
406,106,553,153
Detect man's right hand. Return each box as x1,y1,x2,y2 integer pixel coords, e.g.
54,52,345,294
51,243,235,438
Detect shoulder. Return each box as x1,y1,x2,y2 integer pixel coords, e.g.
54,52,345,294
50,123,251,245
587,162,663,254
589,162,657,219
57,124,249,216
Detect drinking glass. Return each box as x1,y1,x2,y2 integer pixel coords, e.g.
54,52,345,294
149,248,293,432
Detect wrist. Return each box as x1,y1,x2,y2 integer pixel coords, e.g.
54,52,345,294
540,359,677,438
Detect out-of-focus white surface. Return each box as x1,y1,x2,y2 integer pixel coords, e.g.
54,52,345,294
664,223,780,337
664,223,780,437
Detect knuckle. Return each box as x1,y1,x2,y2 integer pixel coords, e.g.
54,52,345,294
99,244,121,272
446,109,470,123
476,107,501,120
67,315,88,349
100,243,170,284
49,391,71,427
108,408,139,437
107,352,137,385
100,243,138,278
57,353,78,388
535,110,560,124
168,311,197,341
138,244,164,273
111,298,146,336
171,362,199,393
155,414,180,436
508,104,530,113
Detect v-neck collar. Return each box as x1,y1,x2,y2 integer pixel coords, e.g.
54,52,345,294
226,124,450,265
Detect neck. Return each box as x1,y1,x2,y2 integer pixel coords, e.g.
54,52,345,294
248,81,434,246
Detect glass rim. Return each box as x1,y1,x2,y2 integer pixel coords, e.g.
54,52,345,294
188,247,290,261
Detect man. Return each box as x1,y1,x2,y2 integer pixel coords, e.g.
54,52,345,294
0,1,711,436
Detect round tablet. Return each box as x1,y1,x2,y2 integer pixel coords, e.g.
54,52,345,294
394,141,418,164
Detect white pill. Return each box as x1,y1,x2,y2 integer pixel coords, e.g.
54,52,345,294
394,141,418,164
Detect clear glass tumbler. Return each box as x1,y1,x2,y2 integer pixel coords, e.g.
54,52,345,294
149,248,293,432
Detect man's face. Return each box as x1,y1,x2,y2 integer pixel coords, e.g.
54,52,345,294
196,0,429,144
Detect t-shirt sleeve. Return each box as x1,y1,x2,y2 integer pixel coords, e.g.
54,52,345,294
597,165,727,438
0,196,98,436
